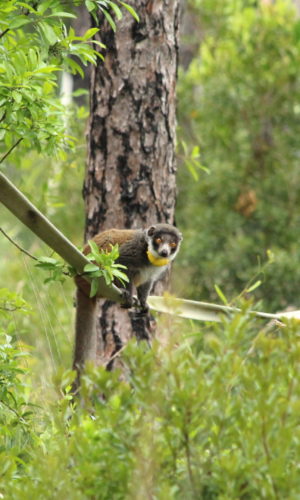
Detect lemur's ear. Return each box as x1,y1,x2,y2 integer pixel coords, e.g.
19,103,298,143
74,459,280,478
147,225,156,237
178,231,183,241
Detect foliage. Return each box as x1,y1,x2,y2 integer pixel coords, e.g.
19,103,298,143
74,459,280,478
177,0,300,311
2,297,300,498
35,255,71,284
34,241,130,298
85,0,139,29
0,111,87,371
84,241,129,296
0,289,38,484
0,0,136,160
0,0,97,157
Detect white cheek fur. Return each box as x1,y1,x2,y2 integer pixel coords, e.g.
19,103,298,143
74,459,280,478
147,239,160,259
148,240,179,261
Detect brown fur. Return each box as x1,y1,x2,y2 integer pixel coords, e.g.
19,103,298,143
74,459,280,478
88,229,136,254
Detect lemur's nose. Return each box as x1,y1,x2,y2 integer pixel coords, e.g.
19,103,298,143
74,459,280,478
160,249,168,258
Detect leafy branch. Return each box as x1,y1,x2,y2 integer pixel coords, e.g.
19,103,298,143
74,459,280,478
0,288,31,316
0,227,72,284
0,225,127,291
86,0,139,31
35,256,73,284
0,0,139,159
82,242,129,297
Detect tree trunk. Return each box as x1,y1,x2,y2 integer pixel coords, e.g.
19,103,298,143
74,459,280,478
82,0,181,366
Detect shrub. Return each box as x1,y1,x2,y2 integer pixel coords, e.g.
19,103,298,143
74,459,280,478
3,307,300,499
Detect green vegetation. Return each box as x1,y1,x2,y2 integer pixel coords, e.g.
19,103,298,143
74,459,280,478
2,289,300,498
2,0,300,497
177,0,300,311
84,241,129,296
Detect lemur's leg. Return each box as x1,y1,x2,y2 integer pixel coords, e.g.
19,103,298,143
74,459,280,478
137,281,152,313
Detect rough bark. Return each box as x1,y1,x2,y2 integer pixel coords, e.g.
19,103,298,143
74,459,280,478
82,0,181,366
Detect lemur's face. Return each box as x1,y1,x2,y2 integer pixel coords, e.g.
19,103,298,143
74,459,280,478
146,224,182,260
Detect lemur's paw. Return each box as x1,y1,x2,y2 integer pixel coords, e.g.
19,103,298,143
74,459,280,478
138,302,150,314
132,296,139,308
120,290,135,309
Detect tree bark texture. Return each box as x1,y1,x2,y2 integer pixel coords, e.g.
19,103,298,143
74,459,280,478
83,0,181,366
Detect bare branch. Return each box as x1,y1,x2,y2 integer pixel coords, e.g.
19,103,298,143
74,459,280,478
0,138,23,164
0,28,9,40
0,227,38,261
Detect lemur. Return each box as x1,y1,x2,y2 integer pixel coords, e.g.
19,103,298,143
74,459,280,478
73,224,182,382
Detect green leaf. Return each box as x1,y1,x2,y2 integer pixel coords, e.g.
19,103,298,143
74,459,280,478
66,58,84,77
9,16,31,29
90,278,99,297
82,27,99,40
246,280,262,293
214,284,228,305
87,240,100,256
36,257,58,265
48,12,77,19
112,269,129,283
119,1,139,22
12,91,22,104
112,263,127,269
72,88,89,97
39,21,58,45
32,66,61,74
15,2,38,14
191,145,200,158
92,40,106,49
102,8,116,32
85,0,96,12
103,270,112,285
84,263,100,273
108,1,123,20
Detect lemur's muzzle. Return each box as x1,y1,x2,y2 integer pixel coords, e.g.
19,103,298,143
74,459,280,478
158,243,171,258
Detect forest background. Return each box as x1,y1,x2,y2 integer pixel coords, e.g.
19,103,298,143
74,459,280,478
1,0,300,498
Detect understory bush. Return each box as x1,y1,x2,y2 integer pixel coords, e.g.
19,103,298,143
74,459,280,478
2,291,300,499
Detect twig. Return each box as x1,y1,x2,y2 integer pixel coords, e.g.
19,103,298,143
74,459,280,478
183,427,197,498
261,418,279,500
0,398,26,423
0,305,24,312
0,137,23,164
106,344,127,364
0,227,38,261
0,28,9,40
0,5,32,40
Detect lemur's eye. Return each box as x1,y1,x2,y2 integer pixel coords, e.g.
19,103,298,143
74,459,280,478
170,242,177,248
155,237,162,244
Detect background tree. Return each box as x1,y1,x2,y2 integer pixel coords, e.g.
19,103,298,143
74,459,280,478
177,0,300,311
81,0,181,364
